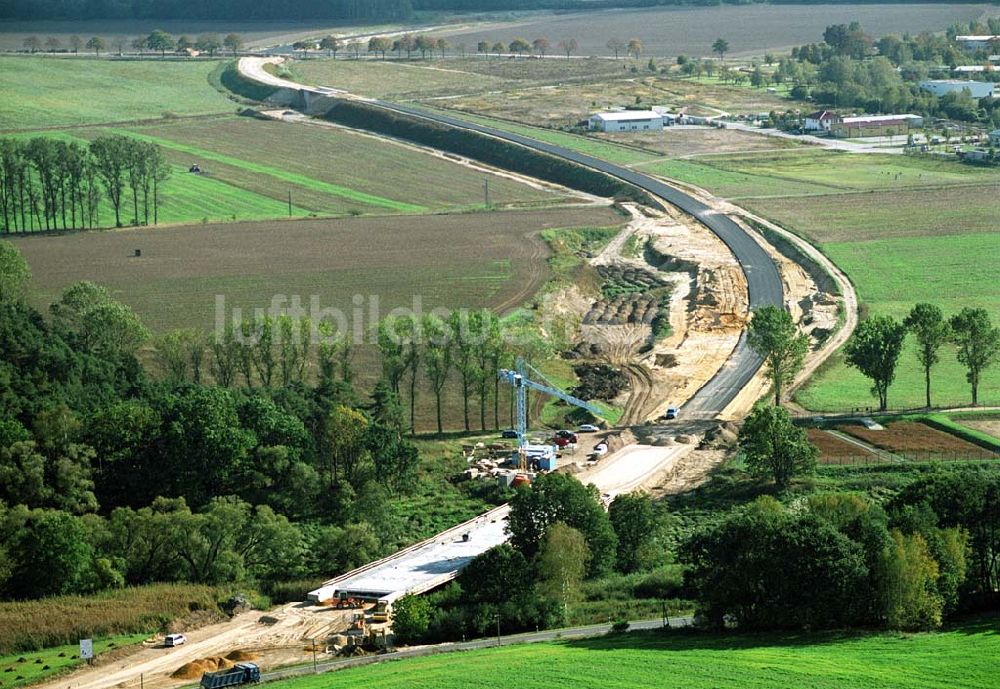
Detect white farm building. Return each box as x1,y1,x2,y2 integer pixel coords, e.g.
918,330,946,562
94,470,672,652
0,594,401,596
919,80,996,99
588,110,664,132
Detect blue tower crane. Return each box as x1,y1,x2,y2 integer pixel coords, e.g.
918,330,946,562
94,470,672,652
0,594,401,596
498,357,606,448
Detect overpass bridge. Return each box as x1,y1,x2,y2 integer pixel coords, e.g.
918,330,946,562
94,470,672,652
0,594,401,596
239,56,782,607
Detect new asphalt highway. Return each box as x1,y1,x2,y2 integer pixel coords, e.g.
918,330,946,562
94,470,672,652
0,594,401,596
366,100,785,416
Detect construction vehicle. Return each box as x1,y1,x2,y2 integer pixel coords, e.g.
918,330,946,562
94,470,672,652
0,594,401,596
370,599,391,624
199,664,260,689
347,611,367,637
334,594,361,610
498,358,606,472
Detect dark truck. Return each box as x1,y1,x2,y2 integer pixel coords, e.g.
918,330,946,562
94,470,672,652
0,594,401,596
200,664,260,689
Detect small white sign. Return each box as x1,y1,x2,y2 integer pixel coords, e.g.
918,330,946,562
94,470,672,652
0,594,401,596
79,639,93,660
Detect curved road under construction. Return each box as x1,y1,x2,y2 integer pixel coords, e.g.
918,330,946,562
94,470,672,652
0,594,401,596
238,57,785,606
368,100,784,417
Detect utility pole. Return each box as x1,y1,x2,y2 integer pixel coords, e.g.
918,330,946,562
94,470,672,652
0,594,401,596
311,638,317,672
288,190,292,217
494,613,501,647
483,178,490,208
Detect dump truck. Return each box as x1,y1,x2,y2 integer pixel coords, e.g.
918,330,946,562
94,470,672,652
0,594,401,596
199,664,260,689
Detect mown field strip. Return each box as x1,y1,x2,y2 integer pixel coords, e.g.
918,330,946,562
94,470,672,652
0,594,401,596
108,129,428,213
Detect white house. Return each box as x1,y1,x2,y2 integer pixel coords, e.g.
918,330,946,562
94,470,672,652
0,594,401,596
803,110,840,132
919,79,996,99
588,111,664,132
956,35,1000,52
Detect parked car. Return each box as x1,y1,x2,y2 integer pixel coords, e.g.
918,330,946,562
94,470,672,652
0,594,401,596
501,429,519,439
662,407,679,420
578,424,600,433
592,443,609,456
555,430,578,443
164,634,187,647
554,436,572,448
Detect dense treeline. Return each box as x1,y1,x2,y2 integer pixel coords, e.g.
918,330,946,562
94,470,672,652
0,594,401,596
0,0,413,21
323,100,653,205
0,135,169,233
1,0,974,21
683,469,1000,631
0,241,521,601
390,475,669,643
781,20,1000,125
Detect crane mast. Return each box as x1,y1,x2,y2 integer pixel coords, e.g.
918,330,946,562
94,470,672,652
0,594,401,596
498,357,605,448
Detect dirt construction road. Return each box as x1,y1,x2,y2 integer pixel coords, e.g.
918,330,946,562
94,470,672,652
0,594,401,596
36,604,351,689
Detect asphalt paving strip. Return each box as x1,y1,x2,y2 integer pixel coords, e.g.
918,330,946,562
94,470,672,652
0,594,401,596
366,100,783,417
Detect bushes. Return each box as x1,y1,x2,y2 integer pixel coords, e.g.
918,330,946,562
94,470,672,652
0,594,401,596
215,61,278,103
681,497,869,630
0,584,223,653
321,100,652,205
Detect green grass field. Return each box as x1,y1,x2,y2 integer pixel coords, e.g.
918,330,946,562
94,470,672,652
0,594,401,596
3,114,569,229
0,635,146,688
795,232,1000,411
0,57,235,130
715,151,1000,192
726,163,1000,411
265,618,1000,689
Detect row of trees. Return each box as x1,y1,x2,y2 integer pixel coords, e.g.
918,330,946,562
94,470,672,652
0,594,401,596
746,300,1000,411
21,31,243,57
0,242,487,600
1,0,412,21
846,305,1000,410
155,307,546,436
0,135,169,233
301,33,647,61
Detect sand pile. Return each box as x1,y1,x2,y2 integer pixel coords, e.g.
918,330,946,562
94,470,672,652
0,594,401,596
171,657,235,679
225,651,258,662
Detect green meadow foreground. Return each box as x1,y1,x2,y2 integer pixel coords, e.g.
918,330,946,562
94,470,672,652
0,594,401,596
266,619,1000,689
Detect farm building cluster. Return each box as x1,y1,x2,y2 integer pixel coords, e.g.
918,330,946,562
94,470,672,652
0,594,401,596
803,111,925,137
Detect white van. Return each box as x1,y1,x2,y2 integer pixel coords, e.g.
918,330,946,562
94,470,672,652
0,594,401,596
164,634,187,647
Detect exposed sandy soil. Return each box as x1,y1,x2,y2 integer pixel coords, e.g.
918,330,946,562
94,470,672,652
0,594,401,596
668,186,853,415
34,604,356,689
548,202,751,426
594,126,800,158
642,205,749,420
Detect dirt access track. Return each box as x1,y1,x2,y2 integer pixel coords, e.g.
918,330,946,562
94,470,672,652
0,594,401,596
35,57,852,689
34,604,353,689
